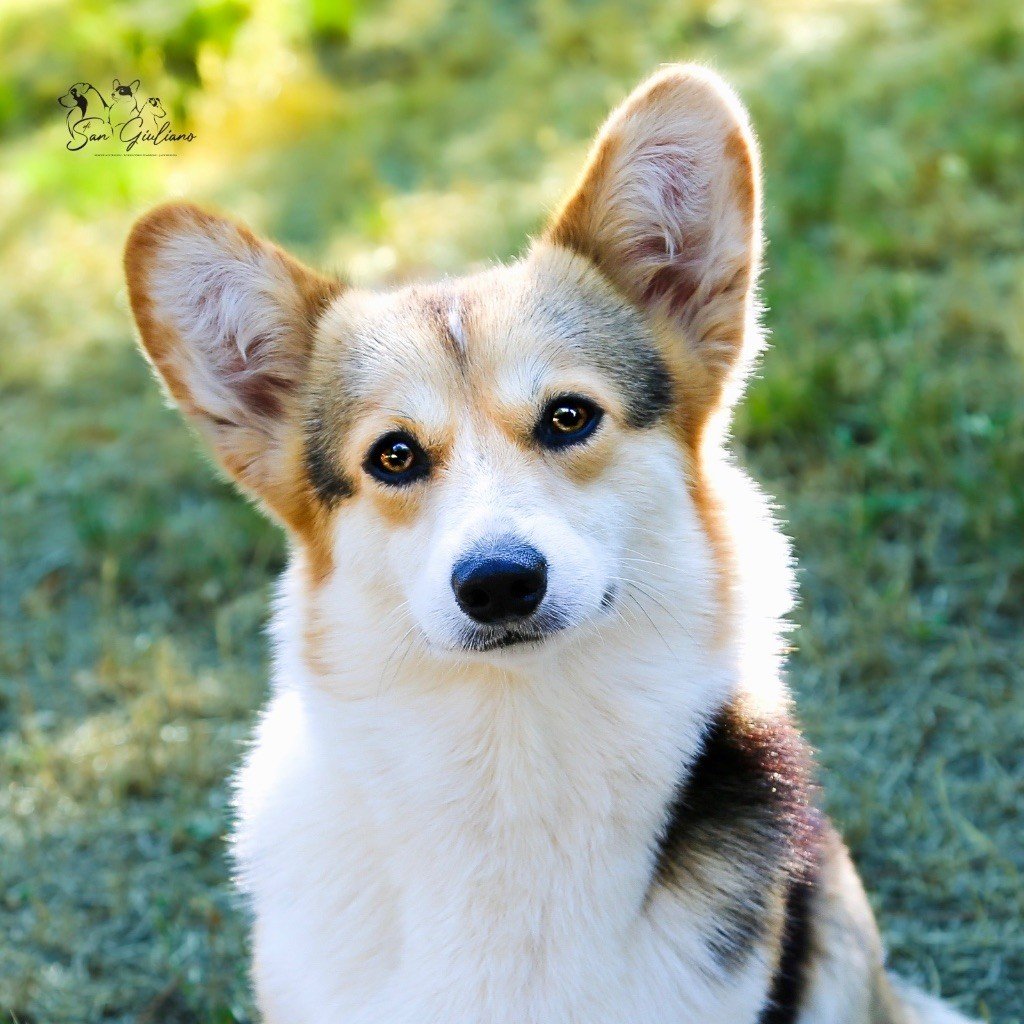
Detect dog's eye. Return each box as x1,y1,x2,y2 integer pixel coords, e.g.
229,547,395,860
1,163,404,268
536,395,603,449
365,432,429,486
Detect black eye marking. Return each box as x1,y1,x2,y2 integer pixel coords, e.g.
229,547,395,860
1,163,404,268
535,394,603,450
365,431,429,486
304,417,353,506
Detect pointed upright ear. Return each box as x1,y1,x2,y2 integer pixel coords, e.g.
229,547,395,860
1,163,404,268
544,65,761,433
129,79,140,92
124,202,341,522
112,79,121,90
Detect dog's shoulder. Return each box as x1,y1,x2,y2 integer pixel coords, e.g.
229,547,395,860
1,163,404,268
651,697,822,979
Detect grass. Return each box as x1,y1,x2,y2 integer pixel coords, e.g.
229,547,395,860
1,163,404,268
1,0,1022,1020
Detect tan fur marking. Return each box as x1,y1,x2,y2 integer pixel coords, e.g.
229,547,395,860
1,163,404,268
552,427,619,489
367,484,427,530
302,618,335,679
724,126,758,226
686,448,737,645
545,130,619,264
647,323,737,640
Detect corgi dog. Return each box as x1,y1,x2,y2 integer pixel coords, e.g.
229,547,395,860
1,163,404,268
108,78,141,135
124,66,975,1024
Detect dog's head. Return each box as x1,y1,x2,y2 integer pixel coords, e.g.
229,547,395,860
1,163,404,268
146,97,167,118
125,66,762,671
112,79,140,102
59,83,92,110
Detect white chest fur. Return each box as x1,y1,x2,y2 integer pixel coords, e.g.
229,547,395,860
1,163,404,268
232,615,778,1023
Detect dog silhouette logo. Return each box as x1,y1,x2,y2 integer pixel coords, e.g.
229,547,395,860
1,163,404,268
58,83,110,149
58,78,195,154
143,97,168,130
108,78,141,134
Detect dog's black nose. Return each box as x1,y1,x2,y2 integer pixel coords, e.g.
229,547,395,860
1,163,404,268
452,544,547,624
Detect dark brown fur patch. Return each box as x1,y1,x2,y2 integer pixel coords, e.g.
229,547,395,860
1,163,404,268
303,411,354,506
757,855,821,1024
651,701,820,972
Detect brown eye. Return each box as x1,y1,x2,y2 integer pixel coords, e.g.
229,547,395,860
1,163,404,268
551,404,588,433
537,395,603,449
380,441,413,472
365,432,428,485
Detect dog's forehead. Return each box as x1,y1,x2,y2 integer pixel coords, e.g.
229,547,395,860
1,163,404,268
314,251,672,428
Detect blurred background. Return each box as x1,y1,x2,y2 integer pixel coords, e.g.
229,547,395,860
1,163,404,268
1,0,1021,1020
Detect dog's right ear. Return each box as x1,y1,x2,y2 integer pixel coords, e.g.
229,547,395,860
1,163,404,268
544,65,762,438
124,202,341,523
112,78,121,90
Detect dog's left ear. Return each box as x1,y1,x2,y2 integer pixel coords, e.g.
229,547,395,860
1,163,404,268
544,65,761,432
112,78,121,90
129,79,140,92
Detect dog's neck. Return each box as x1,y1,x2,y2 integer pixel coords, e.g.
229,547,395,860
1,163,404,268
270,572,735,975
278,543,736,837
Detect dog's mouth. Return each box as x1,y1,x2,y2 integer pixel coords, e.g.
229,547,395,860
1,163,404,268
454,596,614,655
468,629,548,652
432,586,620,658
456,611,566,654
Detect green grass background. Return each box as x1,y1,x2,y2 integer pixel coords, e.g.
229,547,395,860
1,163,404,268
1,0,1021,1020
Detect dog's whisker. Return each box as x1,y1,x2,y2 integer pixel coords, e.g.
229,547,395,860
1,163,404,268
604,572,702,654
389,628,424,692
619,554,680,575
621,589,675,657
621,578,701,647
377,600,419,697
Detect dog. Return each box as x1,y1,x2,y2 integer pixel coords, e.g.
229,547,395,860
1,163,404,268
58,82,107,138
58,82,107,123
124,65,976,1024
141,96,167,131
108,78,141,135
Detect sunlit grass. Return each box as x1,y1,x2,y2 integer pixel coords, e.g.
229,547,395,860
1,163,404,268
1,0,1021,1020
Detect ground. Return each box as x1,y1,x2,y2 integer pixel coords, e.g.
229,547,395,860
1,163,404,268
0,0,1021,1021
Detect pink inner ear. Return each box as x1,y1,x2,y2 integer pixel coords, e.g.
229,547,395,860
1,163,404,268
625,143,714,319
633,234,707,318
216,332,296,422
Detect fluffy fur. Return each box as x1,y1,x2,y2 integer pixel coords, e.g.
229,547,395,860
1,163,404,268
125,65,975,1024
